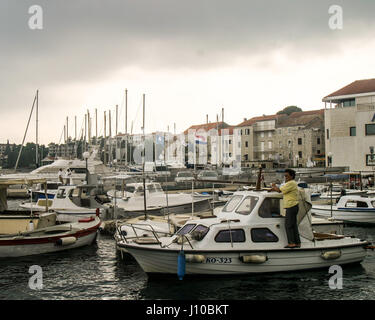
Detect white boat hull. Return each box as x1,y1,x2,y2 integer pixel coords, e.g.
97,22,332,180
312,206,375,224
122,243,368,275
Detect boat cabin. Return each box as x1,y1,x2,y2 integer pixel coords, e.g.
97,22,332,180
52,184,107,210
336,195,375,209
170,190,313,249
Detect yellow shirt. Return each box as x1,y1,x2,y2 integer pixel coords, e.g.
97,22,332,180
279,180,299,208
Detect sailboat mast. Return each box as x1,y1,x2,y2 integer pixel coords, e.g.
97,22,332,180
15,92,37,171
125,89,128,166
35,90,39,167
142,94,147,219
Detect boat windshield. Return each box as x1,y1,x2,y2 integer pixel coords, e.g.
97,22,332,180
177,224,196,235
235,196,259,215
222,195,243,212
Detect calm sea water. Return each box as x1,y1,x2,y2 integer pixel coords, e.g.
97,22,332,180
1,200,375,300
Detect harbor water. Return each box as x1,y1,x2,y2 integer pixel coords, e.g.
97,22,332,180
2,201,375,300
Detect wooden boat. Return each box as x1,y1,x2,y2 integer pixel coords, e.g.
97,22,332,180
0,212,100,258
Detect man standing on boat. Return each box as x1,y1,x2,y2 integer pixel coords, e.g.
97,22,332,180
271,169,301,248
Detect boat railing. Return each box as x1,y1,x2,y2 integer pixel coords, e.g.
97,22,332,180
116,221,174,248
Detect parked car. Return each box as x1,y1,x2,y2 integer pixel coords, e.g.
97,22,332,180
197,170,219,181
175,171,195,183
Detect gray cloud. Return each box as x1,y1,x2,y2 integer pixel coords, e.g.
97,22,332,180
1,0,375,142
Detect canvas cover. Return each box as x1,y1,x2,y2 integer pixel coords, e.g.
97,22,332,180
296,188,314,241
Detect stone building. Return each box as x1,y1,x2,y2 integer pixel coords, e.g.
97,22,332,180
236,115,286,168
274,110,325,167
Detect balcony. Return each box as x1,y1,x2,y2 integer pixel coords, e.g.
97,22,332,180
253,123,275,132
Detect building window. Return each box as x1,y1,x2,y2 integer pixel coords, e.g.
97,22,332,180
261,132,265,138
268,141,272,149
288,140,291,147
365,124,375,136
229,139,232,144
215,229,246,243
298,138,302,145
268,131,272,138
245,141,248,148
326,129,329,140
343,99,355,107
244,154,248,161
317,137,321,144
317,150,320,154
350,127,356,136
251,228,279,243
298,151,302,159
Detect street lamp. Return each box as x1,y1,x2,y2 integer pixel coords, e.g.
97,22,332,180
83,151,90,184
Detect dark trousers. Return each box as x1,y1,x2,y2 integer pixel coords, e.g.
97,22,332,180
285,204,300,245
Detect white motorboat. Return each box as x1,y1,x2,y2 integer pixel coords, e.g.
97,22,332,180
312,195,375,224
0,149,111,185
104,182,211,218
319,184,367,200
0,212,100,258
20,184,108,222
118,189,369,276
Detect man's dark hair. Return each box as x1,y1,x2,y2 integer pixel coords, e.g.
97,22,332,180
285,168,296,179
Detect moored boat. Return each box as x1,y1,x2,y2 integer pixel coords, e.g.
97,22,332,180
118,189,369,276
311,195,375,224
0,212,100,258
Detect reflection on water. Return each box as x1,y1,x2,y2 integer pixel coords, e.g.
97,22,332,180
0,214,375,300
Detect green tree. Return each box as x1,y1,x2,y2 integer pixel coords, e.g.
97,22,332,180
277,106,302,116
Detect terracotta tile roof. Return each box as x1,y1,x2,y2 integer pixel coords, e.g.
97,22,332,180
184,122,229,134
276,109,324,127
324,78,375,100
236,114,284,127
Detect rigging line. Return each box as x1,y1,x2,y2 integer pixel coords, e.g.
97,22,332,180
58,126,64,144
132,95,143,133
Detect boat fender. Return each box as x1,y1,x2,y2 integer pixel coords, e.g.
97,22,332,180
185,254,205,263
177,250,186,280
240,254,267,264
56,236,77,246
321,250,341,260
28,221,35,232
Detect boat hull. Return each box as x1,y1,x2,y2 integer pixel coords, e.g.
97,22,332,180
110,199,211,219
0,222,100,258
121,243,368,275
312,206,375,224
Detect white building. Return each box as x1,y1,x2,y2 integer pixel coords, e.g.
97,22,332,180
323,79,375,171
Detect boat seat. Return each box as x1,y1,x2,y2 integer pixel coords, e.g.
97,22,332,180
134,237,161,245
313,232,345,240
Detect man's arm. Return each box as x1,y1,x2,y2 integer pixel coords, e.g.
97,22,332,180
271,183,281,193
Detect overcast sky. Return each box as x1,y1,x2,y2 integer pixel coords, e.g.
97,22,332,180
1,0,375,145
